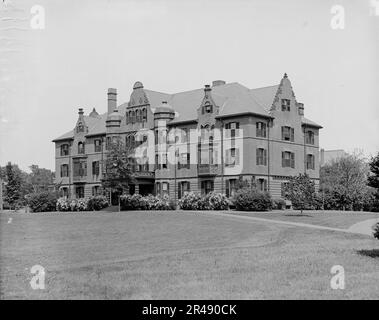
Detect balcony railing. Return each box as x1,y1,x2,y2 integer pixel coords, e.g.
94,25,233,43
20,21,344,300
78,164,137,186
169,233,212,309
133,171,155,179
197,164,219,176
73,175,87,183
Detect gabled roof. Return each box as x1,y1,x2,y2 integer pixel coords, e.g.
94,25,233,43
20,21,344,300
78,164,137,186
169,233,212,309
53,80,322,142
249,85,279,112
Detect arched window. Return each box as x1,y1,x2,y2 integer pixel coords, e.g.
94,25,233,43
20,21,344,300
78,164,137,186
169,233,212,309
78,142,85,154
125,112,129,124
129,110,132,122
131,110,135,123
142,108,147,122
136,109,141,122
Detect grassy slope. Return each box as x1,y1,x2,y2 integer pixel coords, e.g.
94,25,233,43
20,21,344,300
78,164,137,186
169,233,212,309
0,211,378,299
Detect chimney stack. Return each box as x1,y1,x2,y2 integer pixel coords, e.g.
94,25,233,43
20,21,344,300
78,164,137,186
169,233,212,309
107,88,117,114
212,80,226,87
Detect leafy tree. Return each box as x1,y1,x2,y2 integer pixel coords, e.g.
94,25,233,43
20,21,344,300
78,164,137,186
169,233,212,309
102,139,135,195
320,153,372,211
284,173,316,214
4,162,23,210
368,152,379,212
28,165,54,192
373,222,379,240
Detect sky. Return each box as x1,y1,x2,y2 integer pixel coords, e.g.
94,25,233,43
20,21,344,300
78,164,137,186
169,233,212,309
0,0,378,172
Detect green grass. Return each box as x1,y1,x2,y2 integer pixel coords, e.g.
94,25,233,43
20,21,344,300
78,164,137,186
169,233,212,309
1,210,378,299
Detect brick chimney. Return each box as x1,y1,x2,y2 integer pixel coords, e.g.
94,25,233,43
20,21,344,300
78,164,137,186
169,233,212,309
107,88,117,114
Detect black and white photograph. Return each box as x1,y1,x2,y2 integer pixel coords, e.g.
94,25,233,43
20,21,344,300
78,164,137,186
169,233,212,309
0,0,379,304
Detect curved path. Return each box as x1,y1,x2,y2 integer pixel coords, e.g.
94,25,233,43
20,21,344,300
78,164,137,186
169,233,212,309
347,218,379,236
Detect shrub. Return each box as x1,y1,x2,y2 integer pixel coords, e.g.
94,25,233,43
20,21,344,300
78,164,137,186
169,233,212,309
120,194,175,211
178,192,203,210
87,195,109,211
178,192,230,210
272,198,286,210
373,222,379,240
233,189,272,211
56,198,70,211
206,192,230,210
27,191,58,212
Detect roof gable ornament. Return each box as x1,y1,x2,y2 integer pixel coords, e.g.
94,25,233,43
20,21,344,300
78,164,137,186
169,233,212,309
197,84,219,127
75,108,88,134
129,81,150,108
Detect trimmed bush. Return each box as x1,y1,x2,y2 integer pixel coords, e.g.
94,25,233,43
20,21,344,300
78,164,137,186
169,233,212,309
87,195,109,211
178,192,230,210
373,222,379,240
233,189,272,211
27,191,58,212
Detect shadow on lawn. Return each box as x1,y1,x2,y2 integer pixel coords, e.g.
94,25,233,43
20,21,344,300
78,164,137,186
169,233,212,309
357,249,379,258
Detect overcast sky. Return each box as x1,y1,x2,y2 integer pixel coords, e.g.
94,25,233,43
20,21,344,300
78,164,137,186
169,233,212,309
0,0,378,172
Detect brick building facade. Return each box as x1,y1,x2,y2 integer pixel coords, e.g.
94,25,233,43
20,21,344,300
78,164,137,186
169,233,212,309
53,74,322,202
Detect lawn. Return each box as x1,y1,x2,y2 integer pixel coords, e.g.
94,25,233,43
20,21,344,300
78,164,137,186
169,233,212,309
0,210,378,299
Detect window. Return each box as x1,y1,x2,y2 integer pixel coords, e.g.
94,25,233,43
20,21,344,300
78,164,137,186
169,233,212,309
181,128,189,143
178,153,190,169
225,122,239,138
75,186,84,198
73,159,87,176
306,154,315,170
282,151,295,168
281,99,290,111
281,182,289,198
131,110,135,123
78,142,85,154
142,108,147,122
136,109,140,122
201,180,214,195
162,182,169,195
92,186,101,196
225,148,240,166
106,137,111,150
226,179,237,198
256,148,267,166
305,130,315,145
60,187,68,198
256,122,267,138
92,161,100,175
77,123,85,133
162,153,167,169
60,164,69,177
155,182,161,196
94,139,102,152
60,144,69,156
281,126,294,142
178,181,190,199
125,112,129,124
257,178,267,192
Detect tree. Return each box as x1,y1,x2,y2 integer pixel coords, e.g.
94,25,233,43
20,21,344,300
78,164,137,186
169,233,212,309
28,165,54,192
368,152,379,212
320,153,372,211
102,139,135,195
4,162,23,210
284,173,316,214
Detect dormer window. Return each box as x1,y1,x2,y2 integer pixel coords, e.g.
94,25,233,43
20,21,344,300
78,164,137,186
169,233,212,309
205,102,212,113
77,123,85,133
281,99,290,111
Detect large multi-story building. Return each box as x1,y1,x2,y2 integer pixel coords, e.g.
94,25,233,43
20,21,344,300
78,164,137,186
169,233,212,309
53,73,322,203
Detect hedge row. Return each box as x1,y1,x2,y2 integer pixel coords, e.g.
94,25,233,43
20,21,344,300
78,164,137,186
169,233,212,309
56,195,109,212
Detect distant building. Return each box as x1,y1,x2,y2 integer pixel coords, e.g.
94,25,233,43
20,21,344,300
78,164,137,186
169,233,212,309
320,149,348,166
53,73,322,203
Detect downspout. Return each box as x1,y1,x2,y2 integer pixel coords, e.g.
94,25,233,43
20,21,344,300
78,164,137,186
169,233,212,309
304,124,307,174
221,119,224,194
69,141,72,199
267,119,271,193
